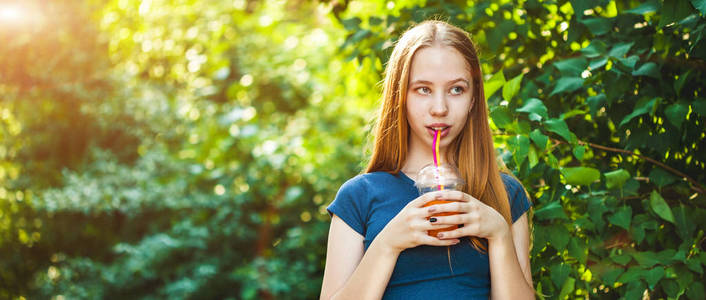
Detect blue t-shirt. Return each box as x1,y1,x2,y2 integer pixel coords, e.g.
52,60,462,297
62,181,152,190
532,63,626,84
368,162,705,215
327,171,531,299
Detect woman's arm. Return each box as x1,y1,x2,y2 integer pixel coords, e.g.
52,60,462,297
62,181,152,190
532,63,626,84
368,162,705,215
319,214,400,300
488,213,534,299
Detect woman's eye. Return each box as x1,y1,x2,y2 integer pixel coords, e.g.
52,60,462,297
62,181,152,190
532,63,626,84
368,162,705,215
449,86,464,95
416,87,431,95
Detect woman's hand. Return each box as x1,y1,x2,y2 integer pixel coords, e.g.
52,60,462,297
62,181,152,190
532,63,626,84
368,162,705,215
375,191,463,254
425,190,511,242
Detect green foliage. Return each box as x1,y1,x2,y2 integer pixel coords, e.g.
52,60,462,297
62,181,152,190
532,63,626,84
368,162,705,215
1,0,705,299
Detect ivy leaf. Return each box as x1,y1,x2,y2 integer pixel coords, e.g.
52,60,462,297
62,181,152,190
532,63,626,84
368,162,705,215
502,73,523,101
561,167,600,186
530,129,548,149
534,201,568,220
604,169,631,189
644,267,664,290
649,168,679,188
516,98,548,121
601,267,625,285
608,205,632,230
544,118,575,143
632,62,660,78
665,102,689,128
484,70,505,98
619,97,659,127
550,77,584,96
650,190,675,223
510,135,530,167
618,267,642,282
553,57,588,76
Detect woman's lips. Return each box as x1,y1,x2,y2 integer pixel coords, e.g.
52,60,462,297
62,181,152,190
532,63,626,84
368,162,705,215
426,126,450,138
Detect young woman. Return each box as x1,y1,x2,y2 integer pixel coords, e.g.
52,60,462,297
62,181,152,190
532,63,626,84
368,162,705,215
320,20,534,299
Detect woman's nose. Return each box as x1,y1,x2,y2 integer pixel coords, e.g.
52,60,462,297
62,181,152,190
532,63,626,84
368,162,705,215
430,92,448,116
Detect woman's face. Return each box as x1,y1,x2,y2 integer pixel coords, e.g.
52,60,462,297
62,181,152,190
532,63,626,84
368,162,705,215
406,45,473,154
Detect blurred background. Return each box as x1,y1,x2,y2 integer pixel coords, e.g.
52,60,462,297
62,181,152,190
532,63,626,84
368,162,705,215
0,0,704,299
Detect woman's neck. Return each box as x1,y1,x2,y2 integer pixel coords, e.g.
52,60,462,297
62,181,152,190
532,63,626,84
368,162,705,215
401,142,451,180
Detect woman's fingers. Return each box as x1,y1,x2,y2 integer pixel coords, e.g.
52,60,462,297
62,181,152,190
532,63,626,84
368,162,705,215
418,234,461,246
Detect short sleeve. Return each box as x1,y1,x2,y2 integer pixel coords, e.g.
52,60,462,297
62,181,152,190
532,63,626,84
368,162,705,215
326,176,368,236
501,173,532,223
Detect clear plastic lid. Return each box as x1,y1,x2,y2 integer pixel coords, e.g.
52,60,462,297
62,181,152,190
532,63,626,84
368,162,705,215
414,163,465,189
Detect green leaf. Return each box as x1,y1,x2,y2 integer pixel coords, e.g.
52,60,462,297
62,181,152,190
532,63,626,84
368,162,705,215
544,118,575,143
686,281,705,300
659,0,695,28
632,251,660,268
601,267,625,284
558,276,576,299
611,253,633,266
516,98,548,121
530,129,548,149
665,102,689,128
673,205,695,240
528,146,539,168
534,201,568,220
649,168,679,188
618,267,642,282
581,40,607,58
550,77,584,96
561,167,600,186
580,17,612,36
693,0,706,15
490,106,513,129
553,57,589,76
568,237,587,265
502,73,523,101
511,135,530,167
549,225,570,250
605,169,631,189
626,0,661,15
484,70,505,98
586,94,606,117
572,145,586,161
632,62,660,78
650,190,675,223
692,98,706,116
609,42,634,58
625,280,647,299
619,97,659,127
589,57,608,70
608,205,632,230
550,262,571,288
674,70,691,96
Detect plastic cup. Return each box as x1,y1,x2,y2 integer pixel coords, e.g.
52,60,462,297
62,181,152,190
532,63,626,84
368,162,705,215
414,163,466,237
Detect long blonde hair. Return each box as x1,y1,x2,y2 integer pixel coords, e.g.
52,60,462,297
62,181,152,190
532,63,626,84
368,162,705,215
365,20,512,251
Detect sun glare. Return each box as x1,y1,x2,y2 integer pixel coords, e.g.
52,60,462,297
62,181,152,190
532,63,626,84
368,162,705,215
0,4,24,23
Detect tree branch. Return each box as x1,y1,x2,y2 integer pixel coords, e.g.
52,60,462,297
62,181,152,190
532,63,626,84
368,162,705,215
575,140,706,195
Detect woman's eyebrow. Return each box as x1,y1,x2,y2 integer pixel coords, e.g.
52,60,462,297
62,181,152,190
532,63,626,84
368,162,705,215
409,78,469,86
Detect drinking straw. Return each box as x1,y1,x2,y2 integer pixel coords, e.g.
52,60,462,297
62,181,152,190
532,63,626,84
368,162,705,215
433,130,444,191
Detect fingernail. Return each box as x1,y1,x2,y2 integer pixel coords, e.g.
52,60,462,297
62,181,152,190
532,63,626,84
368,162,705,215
428,207,436,213
437,233,444,238
458,224,464,228
429,217,437,223
453,239,460,244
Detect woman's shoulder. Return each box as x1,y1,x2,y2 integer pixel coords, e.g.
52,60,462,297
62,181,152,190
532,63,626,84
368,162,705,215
499,172,526,197
340,171,399,189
